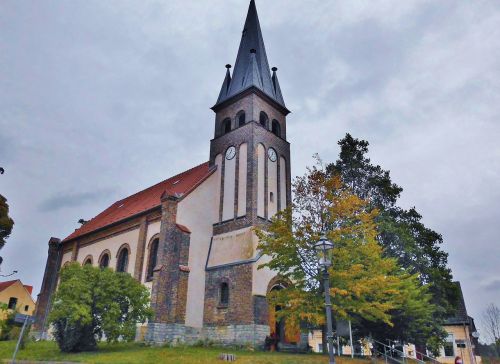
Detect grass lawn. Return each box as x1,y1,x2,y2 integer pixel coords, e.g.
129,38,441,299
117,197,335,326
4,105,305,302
0,341,371,364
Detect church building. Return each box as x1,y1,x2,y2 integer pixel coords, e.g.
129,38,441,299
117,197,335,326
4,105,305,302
33,0,301,347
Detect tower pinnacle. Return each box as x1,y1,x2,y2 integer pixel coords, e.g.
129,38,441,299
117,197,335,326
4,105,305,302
213,0,286,109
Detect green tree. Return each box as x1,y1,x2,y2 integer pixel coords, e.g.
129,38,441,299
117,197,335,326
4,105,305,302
256,163,434,344
49,263,152,352
326,134,457,351
0,194,14,250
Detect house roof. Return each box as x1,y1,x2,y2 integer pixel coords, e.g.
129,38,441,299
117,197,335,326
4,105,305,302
63,162,213,242
0,280,33,296
445,281,470,325
0,280,17,292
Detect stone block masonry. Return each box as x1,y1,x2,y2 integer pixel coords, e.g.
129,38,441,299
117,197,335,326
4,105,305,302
145,323,270,347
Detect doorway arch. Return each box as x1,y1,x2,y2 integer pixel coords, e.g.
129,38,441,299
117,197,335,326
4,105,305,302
266,277,300,345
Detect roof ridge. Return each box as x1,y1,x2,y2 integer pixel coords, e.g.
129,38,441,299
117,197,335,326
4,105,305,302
63,161,212,242
115,161,209,204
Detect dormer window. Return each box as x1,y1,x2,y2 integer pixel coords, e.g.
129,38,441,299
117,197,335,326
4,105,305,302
259,112,268,129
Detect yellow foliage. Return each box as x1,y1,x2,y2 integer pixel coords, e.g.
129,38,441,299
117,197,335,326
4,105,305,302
256,167,433,332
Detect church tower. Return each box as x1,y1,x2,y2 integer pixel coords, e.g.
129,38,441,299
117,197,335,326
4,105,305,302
209,0,291,229
203,0,293,345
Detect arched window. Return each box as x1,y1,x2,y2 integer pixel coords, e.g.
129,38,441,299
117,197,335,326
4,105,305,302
272,120,281,137
220,282,229,306
237,111,246,127
222,118,231,135
99,251,110,268
259,111,268,129
116,247,129,273
83,256,93,266
146,237,159,281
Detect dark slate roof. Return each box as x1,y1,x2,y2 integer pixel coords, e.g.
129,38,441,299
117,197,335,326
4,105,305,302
214,0,286,108
445,281,471,325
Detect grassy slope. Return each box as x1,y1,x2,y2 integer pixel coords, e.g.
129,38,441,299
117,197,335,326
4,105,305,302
0,341,371,364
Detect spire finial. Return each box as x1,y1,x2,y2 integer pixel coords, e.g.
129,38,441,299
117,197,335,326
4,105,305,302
272,67,277,72
212,0,287,110
226,64,232,69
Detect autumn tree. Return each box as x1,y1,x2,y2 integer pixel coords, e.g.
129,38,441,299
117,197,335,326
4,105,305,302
49,263,152,352
256,161,435,350
0,194,14,250
327,134,457,348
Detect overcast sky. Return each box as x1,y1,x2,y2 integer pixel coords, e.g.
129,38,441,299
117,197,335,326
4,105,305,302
1,0,499,342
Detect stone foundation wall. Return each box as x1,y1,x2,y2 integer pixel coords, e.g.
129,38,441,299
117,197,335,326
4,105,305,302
145,323,270,348
203,324,269,348
145,323,188,345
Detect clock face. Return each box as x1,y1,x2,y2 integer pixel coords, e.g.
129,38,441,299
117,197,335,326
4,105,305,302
225,146,236,160
268,148,277,162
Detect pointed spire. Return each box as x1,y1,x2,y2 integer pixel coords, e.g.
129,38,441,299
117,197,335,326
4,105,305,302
271,67,285,106
213,0,286,109
216,64,232,104
243,49,263,89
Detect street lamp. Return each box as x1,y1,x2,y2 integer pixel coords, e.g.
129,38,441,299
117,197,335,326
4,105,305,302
314,234,335,364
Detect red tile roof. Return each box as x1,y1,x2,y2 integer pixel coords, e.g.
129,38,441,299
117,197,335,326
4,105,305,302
63,162,213,242
23,285,33,295
0,280,17,292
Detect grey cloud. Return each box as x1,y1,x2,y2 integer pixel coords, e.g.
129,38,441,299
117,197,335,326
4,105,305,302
38,189,116,212
0,0,499,342
482,280,500,292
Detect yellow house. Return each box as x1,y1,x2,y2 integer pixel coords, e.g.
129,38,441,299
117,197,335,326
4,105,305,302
436,282,481,364
0,280,36,320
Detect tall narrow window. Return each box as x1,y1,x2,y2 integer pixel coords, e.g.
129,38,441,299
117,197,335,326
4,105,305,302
146,238,159,281
220,282,229,306
443,334,455,357
272,120,281,137
117,248,129,273
259,111,268,128
8,297,17,310
99,252,110,268
222,118,231,135
238,112,246,127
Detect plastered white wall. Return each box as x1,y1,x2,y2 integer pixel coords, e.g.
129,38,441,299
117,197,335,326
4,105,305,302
206,227,254,268
222,149,236,221
76,228,140,275
177,171,219,328
268,155,277,217
280,156,287,210
214,154,222,223
60,251,72,267
257,143,265,218
237,143,247,217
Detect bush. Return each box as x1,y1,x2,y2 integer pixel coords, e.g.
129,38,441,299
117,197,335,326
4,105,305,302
49,263,152,352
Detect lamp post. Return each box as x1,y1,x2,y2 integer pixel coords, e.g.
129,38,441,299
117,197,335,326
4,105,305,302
314,234,335,364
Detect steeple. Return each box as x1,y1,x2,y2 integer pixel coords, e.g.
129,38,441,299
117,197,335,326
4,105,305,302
216,64,232,104
213,0,286,109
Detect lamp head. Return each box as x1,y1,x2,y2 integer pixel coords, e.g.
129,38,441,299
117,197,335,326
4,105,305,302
314,234,334,267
